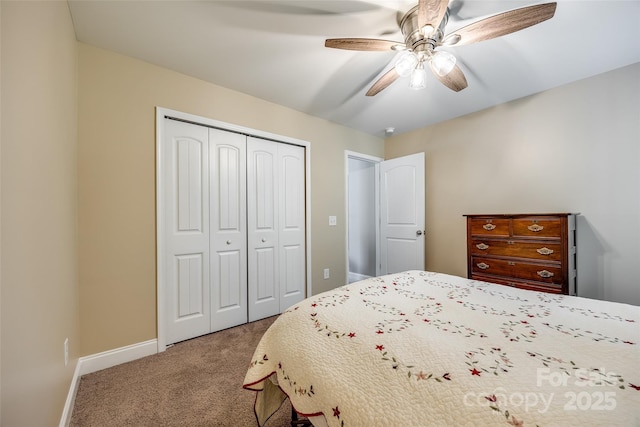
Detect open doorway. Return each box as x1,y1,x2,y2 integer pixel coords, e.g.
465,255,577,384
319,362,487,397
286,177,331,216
345,151,382,284
345,151,426,284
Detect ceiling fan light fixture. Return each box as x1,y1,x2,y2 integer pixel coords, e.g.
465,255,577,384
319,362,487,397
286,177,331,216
409,62,427,90
395,51,418,77
421,24,435,36
430,50,456,76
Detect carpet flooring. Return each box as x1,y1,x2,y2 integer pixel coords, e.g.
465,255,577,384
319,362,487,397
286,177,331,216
70,316,293,426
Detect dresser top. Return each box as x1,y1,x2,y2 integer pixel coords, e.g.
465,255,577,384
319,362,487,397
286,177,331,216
463,213,577,217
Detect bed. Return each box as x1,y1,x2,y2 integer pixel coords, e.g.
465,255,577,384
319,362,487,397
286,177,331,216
243,271,640,426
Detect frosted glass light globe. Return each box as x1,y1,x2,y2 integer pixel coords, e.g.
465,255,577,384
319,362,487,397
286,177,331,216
395,51,418,78
430,51,456,76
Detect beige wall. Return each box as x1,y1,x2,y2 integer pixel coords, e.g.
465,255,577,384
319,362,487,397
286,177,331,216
1,2,79,426
386,62,640,306
77,43,384,356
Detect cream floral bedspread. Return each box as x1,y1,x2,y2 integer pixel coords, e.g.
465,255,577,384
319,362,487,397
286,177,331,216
243,271,640,426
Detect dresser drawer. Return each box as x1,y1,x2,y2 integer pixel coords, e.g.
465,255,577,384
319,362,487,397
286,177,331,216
471,274,564,294
471,256,511,277
512,217,562,239
469,218,510,237
470,239,562,261
471,256,563,284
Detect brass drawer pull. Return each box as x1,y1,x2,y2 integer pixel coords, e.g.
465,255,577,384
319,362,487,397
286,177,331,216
483,223,496,231
536,247,554,255
476,243,489,250
537,270,554,278
508,261,515,266
477,262,490,270
528,224,544,232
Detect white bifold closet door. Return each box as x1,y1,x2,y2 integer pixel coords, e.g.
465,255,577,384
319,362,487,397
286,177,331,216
164,119,212,344
247,138,306,321
163,119,305,344
209,128,248,332
275,142,306,311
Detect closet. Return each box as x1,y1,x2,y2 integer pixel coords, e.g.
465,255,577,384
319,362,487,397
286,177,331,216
161,116,306,345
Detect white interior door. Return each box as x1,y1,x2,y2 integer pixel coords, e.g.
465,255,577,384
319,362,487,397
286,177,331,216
209,128,248,332
247,137,280,321
379,152,425,275
278,143,306,311
163,119,211,344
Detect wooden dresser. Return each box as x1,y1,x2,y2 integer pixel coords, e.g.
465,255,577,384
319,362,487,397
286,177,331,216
464,213,577,295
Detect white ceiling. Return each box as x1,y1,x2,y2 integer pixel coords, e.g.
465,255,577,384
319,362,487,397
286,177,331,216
68,0,640,137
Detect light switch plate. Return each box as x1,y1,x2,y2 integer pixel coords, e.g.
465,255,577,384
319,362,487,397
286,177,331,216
329,216,337,226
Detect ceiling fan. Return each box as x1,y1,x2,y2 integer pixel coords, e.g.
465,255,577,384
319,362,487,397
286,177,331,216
325,0,557,96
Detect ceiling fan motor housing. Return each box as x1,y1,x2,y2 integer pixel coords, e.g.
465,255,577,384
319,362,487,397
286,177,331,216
400,6,449,56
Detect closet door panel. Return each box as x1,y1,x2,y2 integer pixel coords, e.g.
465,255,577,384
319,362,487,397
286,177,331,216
278,144,306,310
256,248,277,300
282,245,304,296
176,254,204,318
247,138,280,321
209,128,247,332
164,120,211,344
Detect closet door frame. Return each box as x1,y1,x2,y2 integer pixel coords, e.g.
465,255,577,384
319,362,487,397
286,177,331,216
155,107,312,352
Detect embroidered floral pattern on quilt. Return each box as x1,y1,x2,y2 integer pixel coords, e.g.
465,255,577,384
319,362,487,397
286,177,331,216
244,271,640,427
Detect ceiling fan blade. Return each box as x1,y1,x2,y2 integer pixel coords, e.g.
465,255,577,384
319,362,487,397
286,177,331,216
418,0,450,31
433,64,468,92
442,2,557,47
366,68,400,96
325,38,403,51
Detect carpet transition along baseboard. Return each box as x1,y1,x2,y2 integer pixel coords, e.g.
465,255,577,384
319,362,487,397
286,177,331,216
69,316,293,426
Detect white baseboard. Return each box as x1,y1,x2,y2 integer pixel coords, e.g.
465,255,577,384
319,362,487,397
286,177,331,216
60,339,158,427
59,361,82,427
78,339,158,376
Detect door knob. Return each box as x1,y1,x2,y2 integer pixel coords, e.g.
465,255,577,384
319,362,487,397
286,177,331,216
416,230,423,236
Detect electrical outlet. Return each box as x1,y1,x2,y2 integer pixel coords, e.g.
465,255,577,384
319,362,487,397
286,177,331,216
323,268,330,279
64,338,69,366
329,216,337,226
